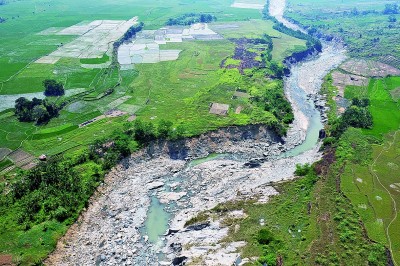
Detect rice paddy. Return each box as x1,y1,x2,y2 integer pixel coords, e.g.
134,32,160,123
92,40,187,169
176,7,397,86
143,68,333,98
0,0,308,177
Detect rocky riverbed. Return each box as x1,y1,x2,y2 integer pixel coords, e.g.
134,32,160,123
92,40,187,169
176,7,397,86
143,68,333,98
45,0,348,265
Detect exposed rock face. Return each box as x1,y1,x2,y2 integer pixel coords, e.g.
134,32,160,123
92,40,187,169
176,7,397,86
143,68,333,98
45,122,321,266
45,1,347,264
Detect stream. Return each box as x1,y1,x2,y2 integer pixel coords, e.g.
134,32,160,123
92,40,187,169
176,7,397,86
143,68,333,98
139,1,347,264
45,0,347,265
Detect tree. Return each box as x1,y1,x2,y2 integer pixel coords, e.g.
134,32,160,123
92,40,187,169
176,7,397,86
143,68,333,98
157,119,173,139
14,97,59,123
32,105,49,123
388,16,397,22
15,97,30,112
132,119,156,143
383,3,399,14
43,79,64,96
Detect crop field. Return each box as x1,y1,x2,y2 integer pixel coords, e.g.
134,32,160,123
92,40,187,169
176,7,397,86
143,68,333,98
211,19,307,62
0,0,316,262
341,131,400,264
332,76,400,264
345,77,400,138
0,0,308,169
285,0,400,68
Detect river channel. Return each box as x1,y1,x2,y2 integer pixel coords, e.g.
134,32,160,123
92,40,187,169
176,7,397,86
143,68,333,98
45,0,347,265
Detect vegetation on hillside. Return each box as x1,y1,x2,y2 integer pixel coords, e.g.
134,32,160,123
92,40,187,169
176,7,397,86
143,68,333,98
285,0,400,67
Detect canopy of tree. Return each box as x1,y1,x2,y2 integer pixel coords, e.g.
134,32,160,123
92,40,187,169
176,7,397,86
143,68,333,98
331,98,373,137
14,97,59,124
166,13,216,26
383,3,399,14
43,79,65,97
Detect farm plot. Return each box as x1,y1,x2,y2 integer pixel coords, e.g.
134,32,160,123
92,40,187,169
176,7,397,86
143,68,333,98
106,96,132,110
211,20,307,62
36,17,138,65
0,148,12,161
341,131,400,264
339,59,400,77
331,70,369,97
117,23,222,69
231,0,265,9
7,149,37,170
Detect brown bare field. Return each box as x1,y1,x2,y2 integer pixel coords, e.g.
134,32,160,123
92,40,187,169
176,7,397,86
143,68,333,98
340,59,400,77
331,70,369,96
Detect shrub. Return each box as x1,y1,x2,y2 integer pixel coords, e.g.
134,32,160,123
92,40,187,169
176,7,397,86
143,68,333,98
53,207,68,222
43,79,65,97
258,253,276,265
257,229,275,245
294,163,312,176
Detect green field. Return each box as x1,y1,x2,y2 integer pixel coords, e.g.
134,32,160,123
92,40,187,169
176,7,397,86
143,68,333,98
339,77,400,264
0,0,318,264
0,1,306,159
285,0,400,68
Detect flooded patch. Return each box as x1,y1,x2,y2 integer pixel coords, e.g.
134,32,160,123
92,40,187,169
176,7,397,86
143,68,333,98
142,196,170,246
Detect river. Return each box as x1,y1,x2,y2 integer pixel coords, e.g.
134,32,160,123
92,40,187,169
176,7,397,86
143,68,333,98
45,0,347,265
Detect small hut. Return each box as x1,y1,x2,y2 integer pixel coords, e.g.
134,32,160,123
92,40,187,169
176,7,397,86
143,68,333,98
39,154,47,161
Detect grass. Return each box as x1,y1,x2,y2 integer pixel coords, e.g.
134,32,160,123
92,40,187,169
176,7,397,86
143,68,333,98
345,76,400,138
203,163,386,265
339,77,400,264
285,0,400,68
341,131,400,263
225,57,241,66
80,53,110,65
211,20,307,62
31,124,78,140
0,219,67,265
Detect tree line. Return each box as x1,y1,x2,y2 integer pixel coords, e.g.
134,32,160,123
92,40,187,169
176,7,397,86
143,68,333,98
14,79,64,124
113,22,144,49
166,13,217,26
2,118,185,229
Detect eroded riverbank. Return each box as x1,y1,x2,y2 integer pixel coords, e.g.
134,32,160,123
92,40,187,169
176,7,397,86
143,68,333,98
45,0,347,265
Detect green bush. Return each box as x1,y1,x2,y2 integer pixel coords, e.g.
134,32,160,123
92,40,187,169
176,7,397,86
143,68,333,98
53,207,68,222
258,253,276,265
294,163,312,176
257,229,275,245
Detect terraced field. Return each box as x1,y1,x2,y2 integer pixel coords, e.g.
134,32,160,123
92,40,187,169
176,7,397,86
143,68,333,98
285,0,400,68
341,76,400,264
